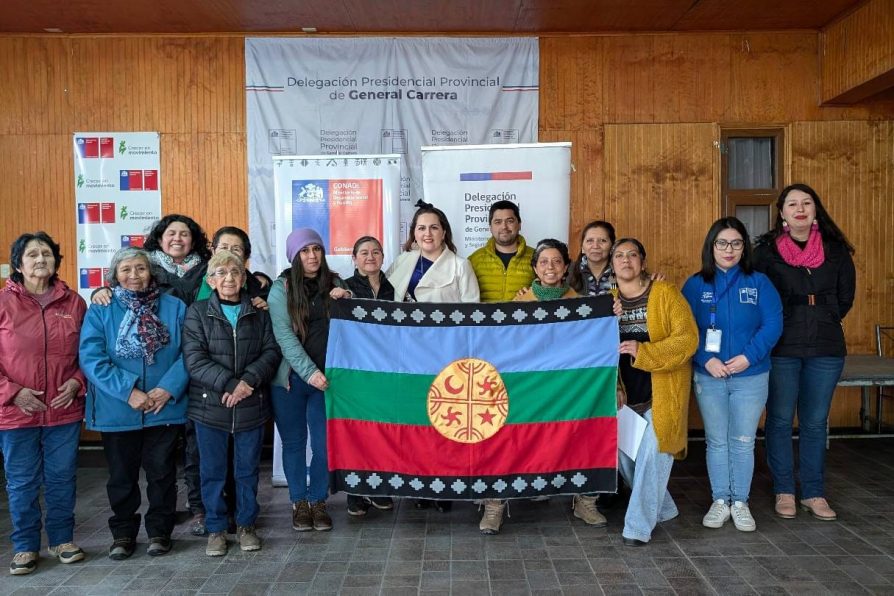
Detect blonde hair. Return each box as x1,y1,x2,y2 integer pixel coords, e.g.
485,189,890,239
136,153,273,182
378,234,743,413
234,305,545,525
206,250,245,277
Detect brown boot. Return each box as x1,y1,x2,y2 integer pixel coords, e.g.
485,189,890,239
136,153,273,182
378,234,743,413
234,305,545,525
311,501,333,531
292,500,313,532
800,497,837,521
774,493,796,519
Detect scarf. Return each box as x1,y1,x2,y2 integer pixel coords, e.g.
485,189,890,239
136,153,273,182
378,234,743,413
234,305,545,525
113,284,170,365
776,222,825,268
579,255,614,297
531,280,569,301
150,250,202,278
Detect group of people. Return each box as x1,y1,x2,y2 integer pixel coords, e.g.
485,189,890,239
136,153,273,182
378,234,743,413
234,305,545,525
0,183,855,574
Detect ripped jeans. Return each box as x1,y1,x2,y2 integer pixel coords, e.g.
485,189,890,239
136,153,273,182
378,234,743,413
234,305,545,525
694,371,769,504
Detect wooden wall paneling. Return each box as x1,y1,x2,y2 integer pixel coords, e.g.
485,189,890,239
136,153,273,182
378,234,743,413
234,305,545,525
821,0,894,104
538,38,605,131
0,38,69,134
603,123,718,285
601,36,658,124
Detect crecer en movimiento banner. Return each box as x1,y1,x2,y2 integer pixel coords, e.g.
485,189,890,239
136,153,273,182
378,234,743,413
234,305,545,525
245,37,539,274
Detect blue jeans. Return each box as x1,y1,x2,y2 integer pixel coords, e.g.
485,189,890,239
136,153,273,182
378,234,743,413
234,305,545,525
271,372,329,503
694,371,769,503
618,410,678,543
0,421,81,552
194,421,264,533
765,356,844,499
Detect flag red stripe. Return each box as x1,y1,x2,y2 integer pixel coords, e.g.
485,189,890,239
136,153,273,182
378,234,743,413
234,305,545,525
328,418,617,476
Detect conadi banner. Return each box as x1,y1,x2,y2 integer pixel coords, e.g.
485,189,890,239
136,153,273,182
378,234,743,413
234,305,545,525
245,37,539,274
325,296,619,500
72,132,162,301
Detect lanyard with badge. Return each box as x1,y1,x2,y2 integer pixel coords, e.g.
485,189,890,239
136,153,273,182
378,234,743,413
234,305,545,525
705,270,740,353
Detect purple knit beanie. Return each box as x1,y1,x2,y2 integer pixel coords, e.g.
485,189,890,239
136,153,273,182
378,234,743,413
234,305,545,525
286,228,325,263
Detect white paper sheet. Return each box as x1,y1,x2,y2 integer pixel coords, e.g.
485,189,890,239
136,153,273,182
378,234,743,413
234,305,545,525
618,405,648,461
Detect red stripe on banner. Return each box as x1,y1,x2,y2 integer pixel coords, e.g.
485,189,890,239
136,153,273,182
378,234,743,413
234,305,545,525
489,171,532,180
328,418,617,476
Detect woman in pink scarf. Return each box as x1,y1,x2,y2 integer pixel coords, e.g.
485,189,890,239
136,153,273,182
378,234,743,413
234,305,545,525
753,184,855,522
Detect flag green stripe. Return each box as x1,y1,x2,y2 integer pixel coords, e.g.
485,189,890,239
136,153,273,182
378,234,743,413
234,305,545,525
326,367,617,425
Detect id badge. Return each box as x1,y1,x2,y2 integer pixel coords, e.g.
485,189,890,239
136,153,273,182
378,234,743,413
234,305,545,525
705,328,722,353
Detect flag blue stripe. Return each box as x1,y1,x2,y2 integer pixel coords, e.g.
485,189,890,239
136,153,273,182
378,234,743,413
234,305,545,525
326,316,619,375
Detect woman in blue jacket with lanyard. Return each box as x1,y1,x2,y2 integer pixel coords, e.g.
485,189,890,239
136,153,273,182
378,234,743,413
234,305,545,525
683,217,782,532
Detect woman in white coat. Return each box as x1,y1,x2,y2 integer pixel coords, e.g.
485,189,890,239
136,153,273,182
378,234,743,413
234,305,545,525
388,201,480,304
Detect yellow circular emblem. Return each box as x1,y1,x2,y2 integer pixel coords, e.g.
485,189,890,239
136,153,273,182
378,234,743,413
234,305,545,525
428,358,509,443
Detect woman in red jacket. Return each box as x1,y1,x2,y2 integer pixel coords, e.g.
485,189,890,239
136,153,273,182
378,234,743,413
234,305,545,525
0,232,87,576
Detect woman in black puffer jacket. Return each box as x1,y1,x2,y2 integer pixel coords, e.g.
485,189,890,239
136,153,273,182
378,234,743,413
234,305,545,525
182,250,281,556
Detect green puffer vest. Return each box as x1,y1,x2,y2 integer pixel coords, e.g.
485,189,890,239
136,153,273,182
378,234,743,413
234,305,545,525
468,236,535,303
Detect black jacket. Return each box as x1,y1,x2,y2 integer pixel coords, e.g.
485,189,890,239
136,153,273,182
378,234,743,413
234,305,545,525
182,292,281,432
345,270,395,300
753,239,855,358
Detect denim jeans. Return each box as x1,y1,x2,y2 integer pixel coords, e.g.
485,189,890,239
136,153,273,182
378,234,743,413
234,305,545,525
618,410,678,543
0,421,81,552
694,371,769,503
101,425,181,540
765,356,844,499
271,372,329,503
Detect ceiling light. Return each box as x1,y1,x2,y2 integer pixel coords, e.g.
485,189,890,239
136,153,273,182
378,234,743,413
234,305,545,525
301,27,317,33
43,28,63,33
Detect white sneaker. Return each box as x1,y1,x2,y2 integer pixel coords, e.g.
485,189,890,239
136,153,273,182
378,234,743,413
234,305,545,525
731,501,756,532
702,499,730,528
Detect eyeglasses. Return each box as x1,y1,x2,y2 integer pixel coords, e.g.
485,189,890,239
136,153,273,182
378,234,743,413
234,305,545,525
714,239,745,251
211,268,243,279
216,244,245,256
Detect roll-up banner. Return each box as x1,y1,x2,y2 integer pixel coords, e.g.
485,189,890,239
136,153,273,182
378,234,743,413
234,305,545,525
421,143,572,256
270,154,402,487
73,132,162,301
246,37,539,275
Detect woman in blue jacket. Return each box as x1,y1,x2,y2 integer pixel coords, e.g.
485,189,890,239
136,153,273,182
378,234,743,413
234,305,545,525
79,247,188,561
682,217,782,533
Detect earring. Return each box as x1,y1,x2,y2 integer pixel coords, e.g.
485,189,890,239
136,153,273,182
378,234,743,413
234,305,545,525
782,220,789,228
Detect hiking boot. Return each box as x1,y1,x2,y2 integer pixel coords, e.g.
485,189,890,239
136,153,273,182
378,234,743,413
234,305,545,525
479,499,506,535
366,496,394,510
311,501,333,531
47,542,85,564
146,536,172,556
775,493,796,519
190,513,207,536
572,494,607,527
9,552,38,575
206,532,227,557
292,500,313,532
731,501,756,532
238,526,262,551
800,497,837,521
346,495,370,516
108,538,135,561
702,499,731,529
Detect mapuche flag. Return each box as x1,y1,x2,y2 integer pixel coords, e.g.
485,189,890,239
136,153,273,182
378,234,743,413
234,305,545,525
325,296,619,500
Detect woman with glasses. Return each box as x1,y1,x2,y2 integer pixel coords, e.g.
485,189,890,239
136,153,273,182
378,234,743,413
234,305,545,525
683,218,782,532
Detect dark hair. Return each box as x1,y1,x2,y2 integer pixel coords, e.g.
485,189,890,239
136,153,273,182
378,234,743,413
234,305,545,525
143,214,212,261
531,239,571,283
285,249,340,342
352,235,383,256
759,183,855,254
212,226,252,259
488,200,521,224
611,237,649,281
9,231,62,285
567,220,617,292
698,217,754,282
403,201,457,253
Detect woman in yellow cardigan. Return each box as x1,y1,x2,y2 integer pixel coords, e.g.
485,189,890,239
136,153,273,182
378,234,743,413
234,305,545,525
612,238,698,546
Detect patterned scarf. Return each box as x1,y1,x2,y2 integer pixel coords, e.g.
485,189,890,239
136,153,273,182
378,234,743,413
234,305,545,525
776,222,825,268
150,250,202,278
531,280,569,301
113,284,170,365
579,255,614,296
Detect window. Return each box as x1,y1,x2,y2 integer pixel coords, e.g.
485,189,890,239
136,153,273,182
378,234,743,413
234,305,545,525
720,128,784,241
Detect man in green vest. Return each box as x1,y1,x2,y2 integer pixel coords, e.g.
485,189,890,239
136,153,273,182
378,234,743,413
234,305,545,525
468,200,535,303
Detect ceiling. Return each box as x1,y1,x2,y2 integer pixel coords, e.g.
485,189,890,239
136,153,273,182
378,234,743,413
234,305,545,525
0,0,865,34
